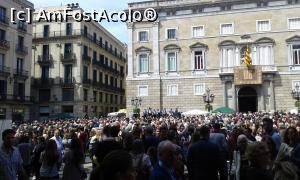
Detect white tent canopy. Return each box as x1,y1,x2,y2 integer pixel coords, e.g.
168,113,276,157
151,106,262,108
182,109,209,116
290,109,299,114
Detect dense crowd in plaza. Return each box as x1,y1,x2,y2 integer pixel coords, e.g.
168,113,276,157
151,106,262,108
1,110,300,180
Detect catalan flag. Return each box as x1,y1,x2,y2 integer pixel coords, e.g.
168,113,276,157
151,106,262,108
244,47,251,67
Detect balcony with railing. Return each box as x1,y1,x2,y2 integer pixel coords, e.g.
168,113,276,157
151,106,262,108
0,94,34,103
0,65,10,77
33,29,126,62
32,78,54,88
15,45,28,56
219,65,278,75
82,78,91,87
17,21,27,32
13,69,29,79
0,39,10,50
82,54,91,64
60,53,76,63
60,77,75,88
37,54,54,66
0,16,9,25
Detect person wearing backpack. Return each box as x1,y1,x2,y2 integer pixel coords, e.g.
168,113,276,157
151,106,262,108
130,139,153,180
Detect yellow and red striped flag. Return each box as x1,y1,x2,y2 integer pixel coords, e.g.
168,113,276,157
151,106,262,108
244,47,251,67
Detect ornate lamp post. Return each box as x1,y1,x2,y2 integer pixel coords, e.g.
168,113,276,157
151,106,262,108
291,84,300,113
202,88,215,112
131,97,142,118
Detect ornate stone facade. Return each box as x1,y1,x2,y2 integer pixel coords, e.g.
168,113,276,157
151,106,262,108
126,0,300,115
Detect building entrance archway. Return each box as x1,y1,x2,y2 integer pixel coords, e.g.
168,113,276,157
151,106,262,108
238,87,257,112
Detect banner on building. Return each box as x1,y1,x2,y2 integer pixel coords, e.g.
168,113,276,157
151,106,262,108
234,66,262,85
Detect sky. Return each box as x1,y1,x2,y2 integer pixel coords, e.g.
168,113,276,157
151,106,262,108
30,0,149,43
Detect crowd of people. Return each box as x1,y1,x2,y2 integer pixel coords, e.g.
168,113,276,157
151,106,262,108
0,110,300,180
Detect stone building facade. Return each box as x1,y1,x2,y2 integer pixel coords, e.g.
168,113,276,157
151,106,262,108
0,0,33,122
32,5,126,119
126,0,300,115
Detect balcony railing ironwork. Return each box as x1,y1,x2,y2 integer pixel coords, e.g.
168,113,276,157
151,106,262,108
60,53,76,63
0,94,34,102
0,65,10,76
15,45,28,55
33,29,126,62
0,39,10,50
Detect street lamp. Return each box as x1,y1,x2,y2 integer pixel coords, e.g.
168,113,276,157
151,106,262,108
291,84,300,113
131,97,142,118
202,88,215,112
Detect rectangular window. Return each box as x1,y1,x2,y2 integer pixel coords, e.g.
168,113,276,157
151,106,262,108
0,53,4,70
115,95,118,104
62,106,73,113
99,72,103,83
84,25,88,37
64,65,72,83
99,92,103,102
93,91,97,102
139,54,149,73
42,45,49,60
292,44,300,65
167,28,176,39
257,46,272,65
167,84,178,96
93,32,97,42
0,108,6,119
41,66,49,79
139,31,148,42
62,88,74,101
0,29,5,40
39,106,50,117
64,43,72,54
167,52,177,71
83,66,88,81
93,51,97,62
138,85,148,96
221,48,235,67
105,74,108,85
194,83,205,95
18,36,24,48
193,26,204,37
194,51,205,70
288,18,300,30
84,89,88,101
120,96,123,104
110,94,113,103
39,89,50,102
0,80,7,96
220,23,234,35
93,70,97,82
43,25,49,37
257,20,271,32
66,23,72,35
16,58,23,72
0,7,6,22
83,45,88,57
105,93,108,103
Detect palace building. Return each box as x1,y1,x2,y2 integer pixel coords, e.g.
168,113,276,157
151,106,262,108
0,0,33,122
31,4,127,119
126,0,300,115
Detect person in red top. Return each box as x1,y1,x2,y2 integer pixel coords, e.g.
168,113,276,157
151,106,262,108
78,127,88,154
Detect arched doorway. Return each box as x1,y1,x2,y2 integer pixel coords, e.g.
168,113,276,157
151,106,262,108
238,87,257,112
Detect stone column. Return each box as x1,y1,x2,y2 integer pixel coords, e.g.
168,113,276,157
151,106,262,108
223,81,227,107
127,23,134,78
152,21,160,76
232,83,237,111
270,80,275,111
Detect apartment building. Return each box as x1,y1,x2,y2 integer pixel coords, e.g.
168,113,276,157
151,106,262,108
32,4,126,119
0,0,33,122
126,0,300,114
